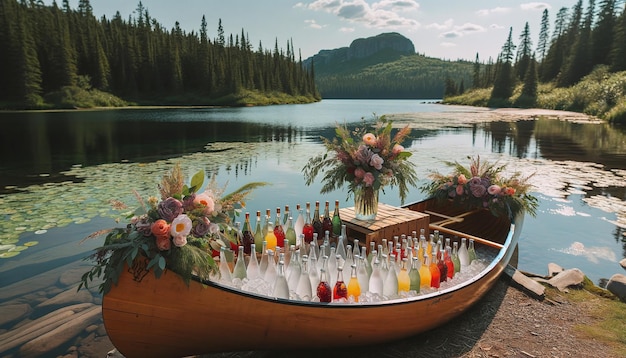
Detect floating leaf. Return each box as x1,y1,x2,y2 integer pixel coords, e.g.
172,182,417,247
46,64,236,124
34,230,47,235
23,241,39,247
10,246,28,252
0,251,20,258
0,244,16,252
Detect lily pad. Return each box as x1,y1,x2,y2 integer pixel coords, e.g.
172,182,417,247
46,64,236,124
0,244,16,252
9,246,28,252
0,251,20,258
23,241,39,247
34,230,47,235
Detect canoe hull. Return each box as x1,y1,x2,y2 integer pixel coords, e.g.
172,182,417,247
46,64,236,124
102,202,523,357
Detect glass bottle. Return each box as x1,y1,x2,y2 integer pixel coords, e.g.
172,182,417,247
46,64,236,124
285,216,297,247
272,260,289,299
322,201,333,239
253,211,264,253
383,254,399,298
419,253,432,290
264,249,277,286
360,246,370,280
336,235,347,261
368,258,384,297
247,243,261,280
294,204,305,242
262,209,271,238
264,221,278,252
332,266,348,301
308,249,320,294
312,201,323,239
458,238,470,271
332,200,342,239
219,246,233,283
273,207,286,249
344,244,354,270
409,256,421,293
296,255,313,301
444,245,455,280
397,258,410,294
452,241,461,274
323,230,331,259
427,234,434,261
233,246,247,280
366,242,375,277
287,249,301,292
241,212,254,255
347,263,361,302
316,268,332,303
353,239,360,259
283,205,290,227
259,240,269,275
429,249,441,289
468,238,477,263
328,248,338,288
437,246,448,283
302,202,314,245
356,254,369,296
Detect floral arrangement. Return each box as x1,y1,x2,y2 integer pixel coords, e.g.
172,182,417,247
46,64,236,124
421,155,538,218
79,164,267,294
302,115,418,206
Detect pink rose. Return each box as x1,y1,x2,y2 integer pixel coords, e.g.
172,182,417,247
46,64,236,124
392,144,404,154
173,234,188,247
457,174,467,185
456,184,464,196
488,185,501,195
354,167,365,179
156,235,171,251
369,154,384,170
363,172,375,186
194,192,215,214
362,133,377,146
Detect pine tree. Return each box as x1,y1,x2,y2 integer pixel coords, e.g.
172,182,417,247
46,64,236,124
443,77,457,97
537,9,550,62
520,54,538,100
610,2,626,71
558,0,595,87
490,28,516,101
541,7,569,82
472,53,481,88
515,22,532,81
592,0,617,66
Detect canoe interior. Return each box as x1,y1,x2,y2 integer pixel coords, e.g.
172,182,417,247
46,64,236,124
102,199,520,358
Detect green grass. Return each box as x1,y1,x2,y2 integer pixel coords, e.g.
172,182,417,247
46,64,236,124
444,66,626,123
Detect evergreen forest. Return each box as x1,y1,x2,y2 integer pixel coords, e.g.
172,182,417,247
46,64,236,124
446,0,626,122
0,0,320,109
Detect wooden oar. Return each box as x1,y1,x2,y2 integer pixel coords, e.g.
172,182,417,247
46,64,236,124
427,209,481,227
428,224,504,249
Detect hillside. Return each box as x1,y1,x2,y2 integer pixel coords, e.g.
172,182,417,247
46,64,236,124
304,33,474,99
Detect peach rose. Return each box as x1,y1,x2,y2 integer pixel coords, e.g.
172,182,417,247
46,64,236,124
392,144,404,154
151,219,170,237
172,234,188,247
362,133,377,146
457,174,468,185
354,167,365,179
194,192,215,213
156,235,171,251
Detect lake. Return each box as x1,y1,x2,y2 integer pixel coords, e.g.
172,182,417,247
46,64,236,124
1,99,625,356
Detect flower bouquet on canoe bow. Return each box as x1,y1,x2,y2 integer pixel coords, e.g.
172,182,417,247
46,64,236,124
302,115,418,220
420,155,538,219
79,164,267,294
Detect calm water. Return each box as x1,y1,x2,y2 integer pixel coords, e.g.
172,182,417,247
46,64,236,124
1,100,626,356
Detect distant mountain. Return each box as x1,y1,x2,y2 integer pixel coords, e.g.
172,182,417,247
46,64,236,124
304,32,473,99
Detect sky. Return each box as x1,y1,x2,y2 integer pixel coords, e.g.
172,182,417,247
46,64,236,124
51,0,583,62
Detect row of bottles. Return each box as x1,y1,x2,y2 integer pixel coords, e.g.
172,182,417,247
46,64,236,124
217,228,479,303
237,200,343,255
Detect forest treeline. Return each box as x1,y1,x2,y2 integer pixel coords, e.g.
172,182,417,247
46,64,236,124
445,0,626,122
0,0,320,109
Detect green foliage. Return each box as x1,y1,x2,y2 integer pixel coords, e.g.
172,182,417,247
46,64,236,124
43,85,127,108
313,52,474,99
0,0,318,109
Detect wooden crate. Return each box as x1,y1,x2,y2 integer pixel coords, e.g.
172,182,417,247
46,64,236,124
339,203,430,251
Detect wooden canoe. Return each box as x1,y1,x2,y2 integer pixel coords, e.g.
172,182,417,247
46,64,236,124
102,199,524,357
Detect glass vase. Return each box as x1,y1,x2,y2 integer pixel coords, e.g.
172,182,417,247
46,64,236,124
353,186,379,220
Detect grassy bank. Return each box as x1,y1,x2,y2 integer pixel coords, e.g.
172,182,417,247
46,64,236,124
0,87,320,110
444,66,626,124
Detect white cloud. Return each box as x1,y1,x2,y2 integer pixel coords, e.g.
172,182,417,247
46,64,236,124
490,23,505,30
440,42,456,47
426,18,453,30
520,2,551,11
305,19,324,29
440,22,485,38
304,0,420,30
340,27,355,32
476,7,511,16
